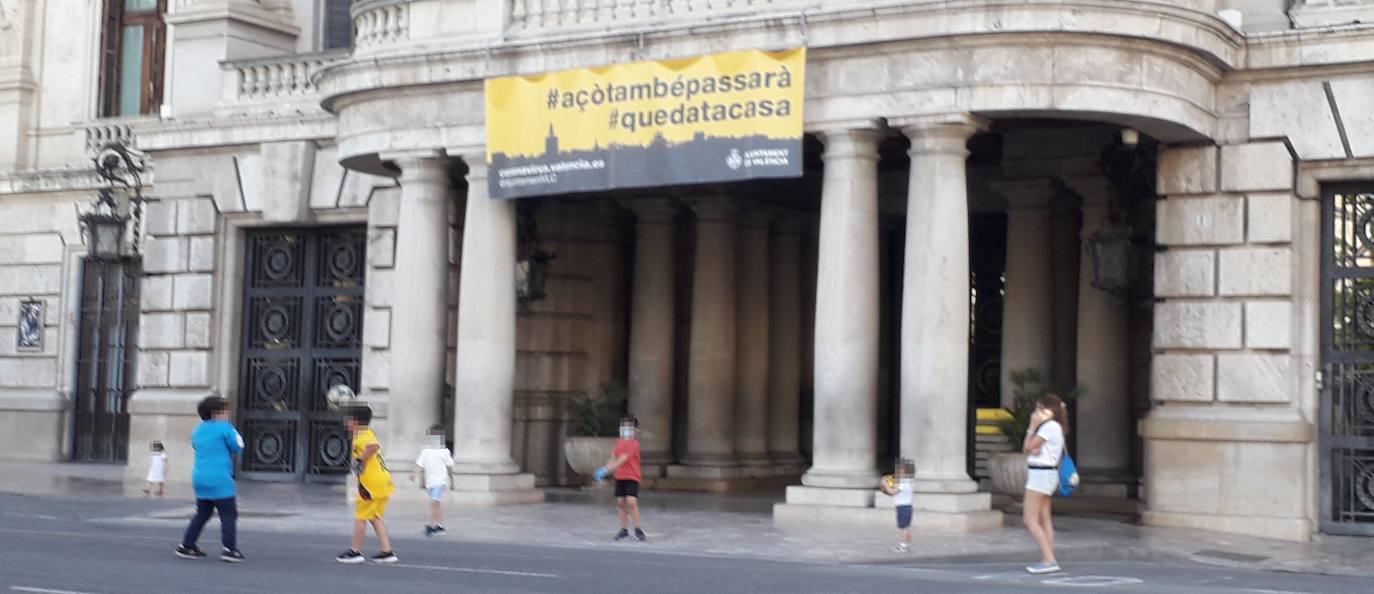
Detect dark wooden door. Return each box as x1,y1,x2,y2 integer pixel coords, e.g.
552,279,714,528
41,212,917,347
237,227,365,482
73,258,141,464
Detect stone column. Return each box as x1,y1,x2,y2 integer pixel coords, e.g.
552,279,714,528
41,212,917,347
623,198,678,477
1066,176,1133,496
993,179,1056,405
385,153,451,464
734,207,773,473
896,115,1000,531
668,198,739,479
767,214,805,471
800,122,883,491
450,152,542,504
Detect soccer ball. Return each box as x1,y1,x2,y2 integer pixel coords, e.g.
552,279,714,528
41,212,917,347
325,383,356,411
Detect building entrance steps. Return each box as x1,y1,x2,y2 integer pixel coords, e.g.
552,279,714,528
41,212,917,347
2,462,1371,578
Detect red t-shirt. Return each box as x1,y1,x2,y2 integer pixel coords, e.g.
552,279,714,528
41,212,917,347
612,439,641,482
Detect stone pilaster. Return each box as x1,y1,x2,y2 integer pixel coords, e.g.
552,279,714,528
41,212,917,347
450,151,542,505
668,197,739,480
992,178,1056,406
1064,176,1132,497
1144,141,1311,541
623,198,678,476
894,114,999,531
382,152,450,465
733,206,773,473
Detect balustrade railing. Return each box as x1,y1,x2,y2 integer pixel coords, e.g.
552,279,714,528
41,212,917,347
510,0,816,32
223,51,349,105
353,0,410,48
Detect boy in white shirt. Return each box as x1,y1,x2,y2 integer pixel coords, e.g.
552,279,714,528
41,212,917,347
413,425,455,537
143,441,167,497
879,458,916,552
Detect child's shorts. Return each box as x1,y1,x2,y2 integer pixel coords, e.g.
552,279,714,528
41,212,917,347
895,505,913,529
614,480,639,498
427,485,445,502
355,496,389,521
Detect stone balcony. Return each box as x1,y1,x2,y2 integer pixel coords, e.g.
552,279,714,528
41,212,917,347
219,50,350,113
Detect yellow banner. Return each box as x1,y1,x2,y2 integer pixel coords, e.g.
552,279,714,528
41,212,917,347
484,48,806,199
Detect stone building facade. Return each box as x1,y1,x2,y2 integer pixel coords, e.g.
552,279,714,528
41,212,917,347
2,0,1374,541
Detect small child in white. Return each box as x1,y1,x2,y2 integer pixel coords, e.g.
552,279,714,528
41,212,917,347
143,441,167,497
879,458,916,552
413,425,454,537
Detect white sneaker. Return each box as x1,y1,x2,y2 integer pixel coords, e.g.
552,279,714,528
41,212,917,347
892,544,910,553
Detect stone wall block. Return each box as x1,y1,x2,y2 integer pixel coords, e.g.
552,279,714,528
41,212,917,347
188,236,216,272
168,351,210,387
1245,301,1292,350
1151,354,1215,402
177,198,218,235
185,312,212,349
138,351,171,387
1217,353,1291,403
362,350,390,390
0,234,64,265
1155,249,1215,297
144,200,178,237
1218,248,1291,296
140,276,174,312
172,274,215,311
1157,145,1218,195
0,265,62,295
368,228,396,269
143,238,187,274
364,308,391,349
368,188,400,227
1154,301,1242,349
364,269,393,308
138,312,185,349
1246,193,1293,244
1220,142,1294,193
1157,195,1244,246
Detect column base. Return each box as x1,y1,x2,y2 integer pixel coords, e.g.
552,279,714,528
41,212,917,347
776,486,1002,532
1142,510,1311,543
1078,469,1138,498
651,467,795,492
449,473,544,506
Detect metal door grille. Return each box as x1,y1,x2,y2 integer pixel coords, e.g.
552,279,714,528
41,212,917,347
237,227,365,482
73,258,141,463
1321,184,1374,536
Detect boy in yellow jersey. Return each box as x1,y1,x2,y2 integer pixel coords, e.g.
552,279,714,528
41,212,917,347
337,405,398,564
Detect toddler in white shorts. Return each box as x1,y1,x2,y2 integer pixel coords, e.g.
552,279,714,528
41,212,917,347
413,426,454,537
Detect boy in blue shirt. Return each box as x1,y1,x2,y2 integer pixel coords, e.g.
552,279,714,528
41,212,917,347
175,396,246,563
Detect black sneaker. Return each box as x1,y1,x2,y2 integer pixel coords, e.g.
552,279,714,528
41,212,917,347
220,549,245,563
370,551,398,564
336,549,365,564
424,525,436,538
614,529,629,541
635,528,647,542
175,544,206,560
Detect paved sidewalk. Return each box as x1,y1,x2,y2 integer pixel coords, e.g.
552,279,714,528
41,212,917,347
2,461,1370,578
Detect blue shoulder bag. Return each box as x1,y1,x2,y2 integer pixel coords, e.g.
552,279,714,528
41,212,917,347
1057,451,1079,497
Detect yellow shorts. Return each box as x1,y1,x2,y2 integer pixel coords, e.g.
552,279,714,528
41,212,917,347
355,496,389,521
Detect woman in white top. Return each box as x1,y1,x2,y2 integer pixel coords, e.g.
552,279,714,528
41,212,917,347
1021,393,1068,575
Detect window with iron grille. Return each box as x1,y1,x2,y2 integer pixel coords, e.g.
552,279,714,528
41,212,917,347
98,0,167,117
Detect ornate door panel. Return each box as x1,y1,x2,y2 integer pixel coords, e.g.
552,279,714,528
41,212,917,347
73,259,141,463
238,228,365,482
1322,185,1374,536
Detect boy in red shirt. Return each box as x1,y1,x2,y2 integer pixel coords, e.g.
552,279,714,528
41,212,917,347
593,417,645,542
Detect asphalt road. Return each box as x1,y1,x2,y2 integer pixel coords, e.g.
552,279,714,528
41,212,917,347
0,493,1369,594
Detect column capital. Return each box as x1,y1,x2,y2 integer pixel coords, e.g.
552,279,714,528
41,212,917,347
893,113,988,156
620,198,679,224
990,178,1057,211
1063,176,1116,208
381,150,449,183
688,197,737,222
811,120,884,162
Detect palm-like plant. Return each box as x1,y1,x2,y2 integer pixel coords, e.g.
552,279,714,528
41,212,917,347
996,369,1081,447
568,381,629,437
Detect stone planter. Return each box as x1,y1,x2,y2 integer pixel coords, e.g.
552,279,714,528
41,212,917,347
988,451,1028,496
563,436,617,482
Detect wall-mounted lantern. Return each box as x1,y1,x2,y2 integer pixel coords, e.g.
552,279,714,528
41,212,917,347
79,143,147,260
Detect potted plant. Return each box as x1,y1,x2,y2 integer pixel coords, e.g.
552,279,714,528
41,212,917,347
562,381,628,484
987,369,1081,496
